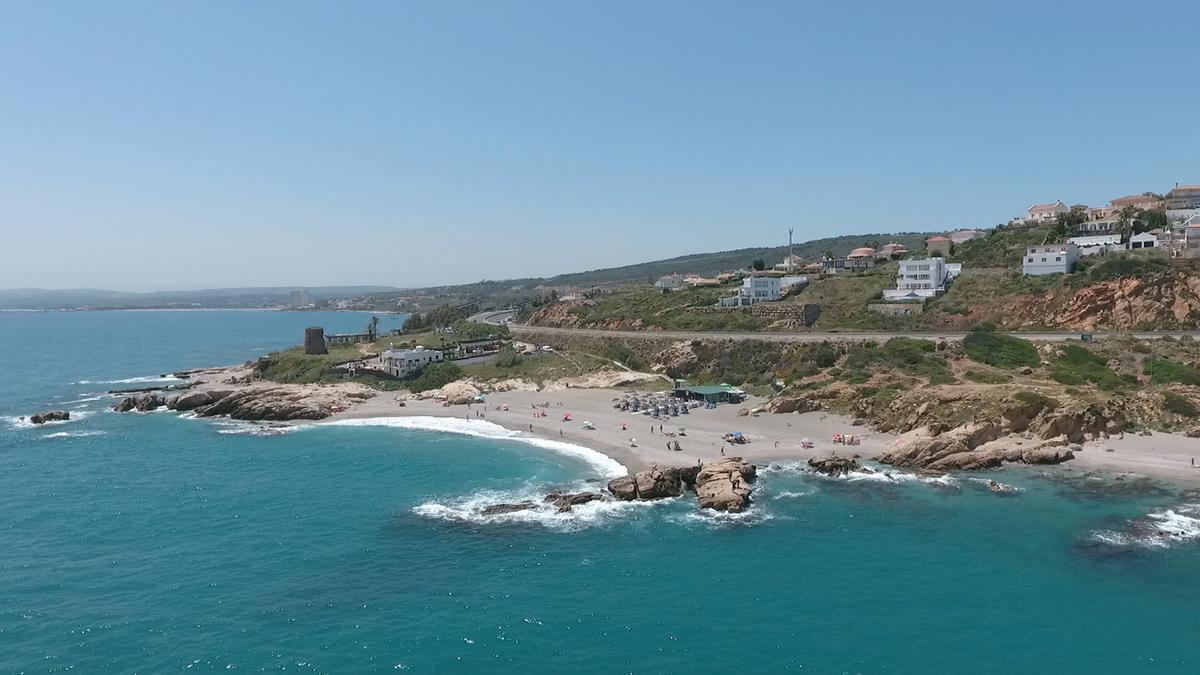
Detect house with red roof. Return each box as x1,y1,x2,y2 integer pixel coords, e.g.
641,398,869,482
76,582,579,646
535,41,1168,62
926,236,952,257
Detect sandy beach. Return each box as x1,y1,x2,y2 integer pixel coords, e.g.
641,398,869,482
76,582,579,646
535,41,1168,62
1069,433,1200,487
327,387,894,473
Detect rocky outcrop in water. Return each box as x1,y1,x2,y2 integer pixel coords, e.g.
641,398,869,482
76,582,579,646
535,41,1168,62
30,410,70,424
694,457,756,512
607,467,683,501
544,491,604,512
113,393,166,413
807,456,862,477
480,502,537,516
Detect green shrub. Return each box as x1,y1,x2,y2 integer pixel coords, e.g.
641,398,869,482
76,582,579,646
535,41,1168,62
1162,391,1199,417
1049,345,1127,391
1013,391,1060,412
493,345,523,368
842,337,951,382
964,370,1013,384
1087,256,1169,282
1143,358,1200,386
406,361,463,393
962,332,1039,369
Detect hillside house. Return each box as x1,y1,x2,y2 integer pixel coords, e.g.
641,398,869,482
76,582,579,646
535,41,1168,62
948,229,984,244
1020,200,1069,226
1167,184,1200,222
654,274,683,292
774,254,805,272
881,258,962,302
820,257,875,274
925,236,952,257
1111,194,1163,211
878,242,910,259
1024,243,1079,275
717,275,806,307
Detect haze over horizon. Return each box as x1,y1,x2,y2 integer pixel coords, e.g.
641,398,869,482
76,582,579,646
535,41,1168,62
3,0,1197,292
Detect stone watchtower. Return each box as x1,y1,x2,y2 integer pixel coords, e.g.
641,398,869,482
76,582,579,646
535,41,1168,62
304,327,328,355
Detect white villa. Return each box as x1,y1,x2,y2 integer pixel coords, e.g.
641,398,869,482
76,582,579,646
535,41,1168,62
1012,200,1069,226
718,275,806,307
881,258,962,302
1024,243,1079,275
380,346,444,378
654,274,684,292
1128,232,1159,250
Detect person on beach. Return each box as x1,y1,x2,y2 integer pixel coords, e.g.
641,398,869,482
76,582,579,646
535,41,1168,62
720,445,725,456
560,429,563,437
529,424,533,432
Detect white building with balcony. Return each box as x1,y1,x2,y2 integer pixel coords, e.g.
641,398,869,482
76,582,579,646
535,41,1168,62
881,258,960,302
718,275,806,307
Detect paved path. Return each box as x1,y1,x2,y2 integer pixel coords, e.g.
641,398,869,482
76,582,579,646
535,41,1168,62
510,324,1200,343
467,309,517,326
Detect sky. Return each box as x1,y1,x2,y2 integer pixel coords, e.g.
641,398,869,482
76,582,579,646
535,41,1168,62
1,0,1197,292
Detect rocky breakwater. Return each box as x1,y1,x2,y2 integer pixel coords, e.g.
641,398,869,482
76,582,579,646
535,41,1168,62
113,383,374,421
607,459,757,513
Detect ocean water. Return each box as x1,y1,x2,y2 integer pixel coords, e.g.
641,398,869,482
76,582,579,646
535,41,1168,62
2,311,1200,673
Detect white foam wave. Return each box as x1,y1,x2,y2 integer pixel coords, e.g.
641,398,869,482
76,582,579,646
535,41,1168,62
62,393,114,404
216,424,298,437
102,375,183,385
772,490,811,500
672,506,774,528
326,416,627,479
412,485,667,532
43,431,107,439
1092,504,1200,549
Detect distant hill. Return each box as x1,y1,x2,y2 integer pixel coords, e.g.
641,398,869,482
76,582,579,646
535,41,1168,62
542,232,937,286
0,286,400,310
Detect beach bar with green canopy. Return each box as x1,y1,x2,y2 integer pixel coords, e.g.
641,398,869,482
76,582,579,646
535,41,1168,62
672,380,746,404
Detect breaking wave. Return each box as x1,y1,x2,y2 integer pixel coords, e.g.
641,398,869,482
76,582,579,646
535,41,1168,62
102,375,183,385
325,416,627,479
1090,503,1200,549
43,431,107,439
762,460,961,487
670,506,774,529
412,484,668,532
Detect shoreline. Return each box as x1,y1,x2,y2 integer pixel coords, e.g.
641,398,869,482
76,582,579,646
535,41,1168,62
161,361,1200,488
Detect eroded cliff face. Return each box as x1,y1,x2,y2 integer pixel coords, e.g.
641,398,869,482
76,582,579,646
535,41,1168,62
1053,274,1200,330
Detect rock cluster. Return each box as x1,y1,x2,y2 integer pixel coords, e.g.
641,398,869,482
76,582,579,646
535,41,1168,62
605,458,757,512
694,458,756,512
878,422,1075,471
807,455,862,477
30,410,70,424
113,384,372,421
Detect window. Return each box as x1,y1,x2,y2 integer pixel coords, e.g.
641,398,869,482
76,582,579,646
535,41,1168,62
1027,257,1033,262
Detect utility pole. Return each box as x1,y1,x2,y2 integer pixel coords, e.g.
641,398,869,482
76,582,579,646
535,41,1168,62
788,227,794,274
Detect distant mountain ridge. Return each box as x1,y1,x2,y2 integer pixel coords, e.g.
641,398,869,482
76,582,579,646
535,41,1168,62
2,232,937,309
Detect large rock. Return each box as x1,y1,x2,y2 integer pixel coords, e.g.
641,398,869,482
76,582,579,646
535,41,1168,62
544,491,604,512
30,410,70,424
694,457,756,512
807,456,861,477
634,467,683,499
167,390,233,412
192,386,372,421
113,393,165,413
480,502,536,516
878,422,1002,470
607,475,639,500
606,468,682,501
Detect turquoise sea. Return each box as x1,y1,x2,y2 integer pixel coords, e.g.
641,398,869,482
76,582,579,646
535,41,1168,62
2,310,1199,673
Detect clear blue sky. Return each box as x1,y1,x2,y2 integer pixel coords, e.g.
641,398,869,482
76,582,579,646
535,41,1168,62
2,0,1196,291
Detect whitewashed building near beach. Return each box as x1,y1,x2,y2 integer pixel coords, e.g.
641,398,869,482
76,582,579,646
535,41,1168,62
1068,234,1124,257
380,346,443,378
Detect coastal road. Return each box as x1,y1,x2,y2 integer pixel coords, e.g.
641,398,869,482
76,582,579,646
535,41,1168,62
509,325,1200,343
468,309,517,326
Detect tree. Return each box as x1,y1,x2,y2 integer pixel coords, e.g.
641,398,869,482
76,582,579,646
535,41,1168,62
1114,205,1140,239
1138,209,1168,234
823,249,834,260
366,315,380,341
751,259,766,271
